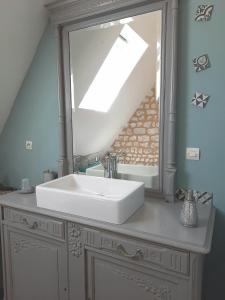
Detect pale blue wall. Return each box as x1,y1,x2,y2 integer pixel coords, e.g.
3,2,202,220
0,25,59,188
177,0,225,299
0,1,224,298
177,0,225,209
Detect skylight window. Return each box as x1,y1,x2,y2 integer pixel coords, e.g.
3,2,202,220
79,25,148,113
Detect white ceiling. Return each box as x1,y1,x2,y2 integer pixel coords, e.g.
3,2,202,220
0,0,55,134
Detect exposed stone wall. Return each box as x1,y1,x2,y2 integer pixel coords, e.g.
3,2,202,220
111,87,159,166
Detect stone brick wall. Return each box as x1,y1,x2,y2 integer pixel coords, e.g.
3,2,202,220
111,87,159,166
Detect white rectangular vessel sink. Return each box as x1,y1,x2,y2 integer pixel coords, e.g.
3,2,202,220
86,164,159,189
36,174,144,224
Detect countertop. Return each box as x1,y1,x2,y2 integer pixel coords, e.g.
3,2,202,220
0,192,215,254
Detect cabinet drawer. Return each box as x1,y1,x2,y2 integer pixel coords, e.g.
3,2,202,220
3,208,65,240
75,224,189,276
99,233,189,275
71,223,189,275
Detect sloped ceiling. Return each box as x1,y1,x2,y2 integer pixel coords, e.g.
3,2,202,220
0,0,55,134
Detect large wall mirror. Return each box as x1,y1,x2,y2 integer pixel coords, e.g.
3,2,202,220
47,0,178,201
70,10,161,190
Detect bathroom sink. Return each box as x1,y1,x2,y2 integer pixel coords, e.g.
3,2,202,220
86,163,159,189
36,174,144,224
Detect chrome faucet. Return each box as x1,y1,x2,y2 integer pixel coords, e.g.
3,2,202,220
101,153,118,179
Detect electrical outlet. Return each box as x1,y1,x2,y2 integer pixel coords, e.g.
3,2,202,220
186,148,200,160
26,141,32,150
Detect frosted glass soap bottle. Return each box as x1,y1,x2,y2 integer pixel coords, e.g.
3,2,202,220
180,189,198,227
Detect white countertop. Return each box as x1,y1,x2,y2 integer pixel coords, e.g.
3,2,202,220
0,192,215,254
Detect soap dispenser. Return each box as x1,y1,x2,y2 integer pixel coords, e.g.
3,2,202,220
180,189,198,227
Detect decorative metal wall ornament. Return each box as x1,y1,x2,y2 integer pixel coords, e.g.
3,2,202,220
195,5,214,22
192,92,210,108
176,188,187,201
193,54,210,72
176,188,213,205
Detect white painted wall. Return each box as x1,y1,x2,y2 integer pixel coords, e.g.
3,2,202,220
0,0,54,134
70,11,161,156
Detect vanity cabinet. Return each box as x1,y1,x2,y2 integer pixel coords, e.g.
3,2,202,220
1,209,68,300
0,200,214,300
68,223,201,300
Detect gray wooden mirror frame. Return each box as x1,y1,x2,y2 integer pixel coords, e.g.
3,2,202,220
46,0,178,202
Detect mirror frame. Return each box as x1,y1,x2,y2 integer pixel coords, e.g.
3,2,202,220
46,0,178,202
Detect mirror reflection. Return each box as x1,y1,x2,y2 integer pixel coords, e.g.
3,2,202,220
69,10,162,189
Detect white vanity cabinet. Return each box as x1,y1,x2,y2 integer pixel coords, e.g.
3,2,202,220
0,194,215,300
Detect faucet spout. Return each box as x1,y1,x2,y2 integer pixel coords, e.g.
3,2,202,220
101,153,118,179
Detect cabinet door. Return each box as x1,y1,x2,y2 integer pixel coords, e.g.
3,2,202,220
3,226,68,300
86,250,188,300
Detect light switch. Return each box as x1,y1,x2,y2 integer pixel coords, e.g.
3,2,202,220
186,148,200,160
26,141,32,150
